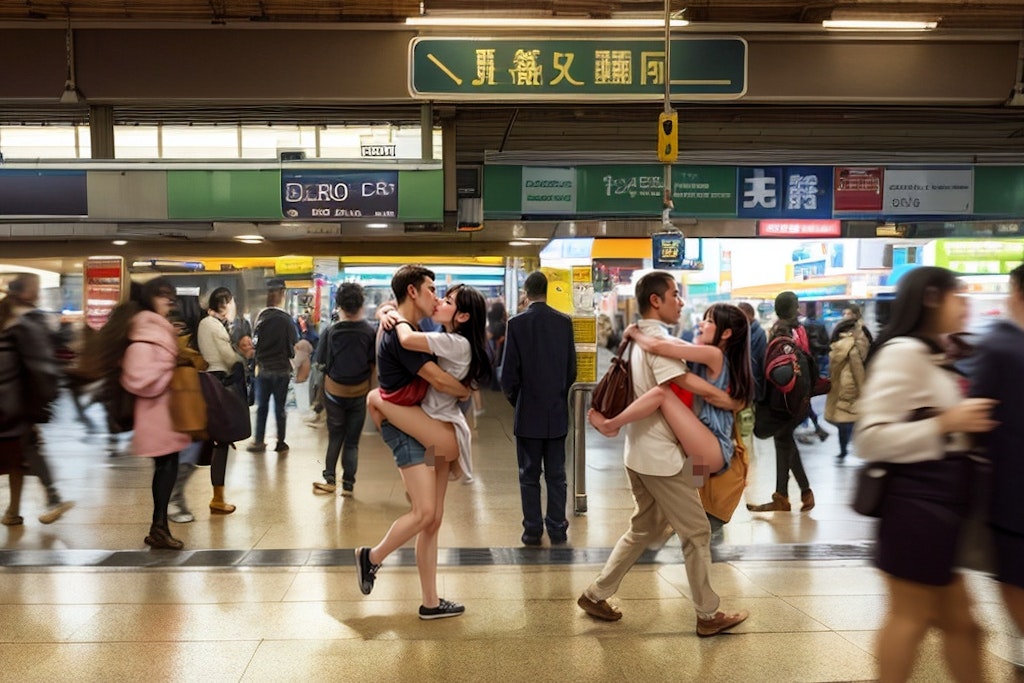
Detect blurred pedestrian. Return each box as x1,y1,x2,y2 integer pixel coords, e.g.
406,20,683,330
0,274,72,525
824,317,870,462
120,277,197,550
966,262,1024,656
855,266,997,683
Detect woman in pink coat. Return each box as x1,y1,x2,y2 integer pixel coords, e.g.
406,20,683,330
120,277,191,550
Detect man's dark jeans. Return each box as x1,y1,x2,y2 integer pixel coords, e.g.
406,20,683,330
324,393,367,489
254,372,290,444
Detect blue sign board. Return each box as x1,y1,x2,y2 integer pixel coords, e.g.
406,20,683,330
737,166,833,219
282,170,398,220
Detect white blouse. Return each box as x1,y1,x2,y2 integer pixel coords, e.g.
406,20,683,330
197,315,239,374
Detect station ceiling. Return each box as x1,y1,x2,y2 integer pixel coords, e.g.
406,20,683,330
3,1,1023,31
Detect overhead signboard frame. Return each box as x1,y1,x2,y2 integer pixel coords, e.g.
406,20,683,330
409,36,747,101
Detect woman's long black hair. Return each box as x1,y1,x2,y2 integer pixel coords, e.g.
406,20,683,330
870,266,961,361
703,303,754,407
448,283,491,388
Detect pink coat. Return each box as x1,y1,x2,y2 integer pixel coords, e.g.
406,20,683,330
120,310,190,458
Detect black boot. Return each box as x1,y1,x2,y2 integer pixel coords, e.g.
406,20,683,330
145,523,184,550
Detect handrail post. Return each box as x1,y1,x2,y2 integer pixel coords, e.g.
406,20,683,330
567,382,596,515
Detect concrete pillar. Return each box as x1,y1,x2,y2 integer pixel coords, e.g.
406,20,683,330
89,105,115,159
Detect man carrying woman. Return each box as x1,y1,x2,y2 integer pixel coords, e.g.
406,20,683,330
355,265,490,620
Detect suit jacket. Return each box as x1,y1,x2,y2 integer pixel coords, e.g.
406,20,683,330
967,319,1024,535
501,301,577,439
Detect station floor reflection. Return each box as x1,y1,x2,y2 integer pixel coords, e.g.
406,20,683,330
0,389,1020,682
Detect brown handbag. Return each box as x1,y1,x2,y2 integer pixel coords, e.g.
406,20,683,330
169,350,209,440
591,340,634,418
699,414,750,523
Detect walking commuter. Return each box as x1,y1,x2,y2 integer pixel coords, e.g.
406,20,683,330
855,266,997,683
120,277,204,550
501,271,576,546
0,274,73,525
577,271,749,636
167,294,206,523
313,282,375,496
0,278,64,526
824,317,870,462
354,265,473,620
248,279,298,454
966,262,1024,655
747,291,817,512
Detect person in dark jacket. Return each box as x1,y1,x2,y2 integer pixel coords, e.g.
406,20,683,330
737,302,766,403
501,271,577,546
0,274,72,526
248,279,299,454
967,262,1024,644
313,282,375,496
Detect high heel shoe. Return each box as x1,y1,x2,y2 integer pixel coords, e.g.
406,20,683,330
145,524,184,550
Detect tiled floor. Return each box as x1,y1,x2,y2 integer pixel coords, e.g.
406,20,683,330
0,389,1021,681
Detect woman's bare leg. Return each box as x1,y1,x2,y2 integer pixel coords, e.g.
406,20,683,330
877,575,935,683
373,399,459,463
589,385,724,473
368,462,436,566
934,575,984,683
416,458,452,608
366,389,385,430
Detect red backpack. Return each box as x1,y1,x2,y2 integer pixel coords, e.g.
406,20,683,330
763,333,813,419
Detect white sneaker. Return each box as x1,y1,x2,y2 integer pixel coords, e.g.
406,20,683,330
168,503,194,524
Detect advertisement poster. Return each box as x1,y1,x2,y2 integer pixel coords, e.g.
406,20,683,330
522,167,576,215
834,167,883,212
672,166,737,216
539,266,574,314
882,168,973,215
736,167,784,218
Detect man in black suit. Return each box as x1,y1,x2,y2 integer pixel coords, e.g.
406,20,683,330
501,271,577,546
968,262,1024,648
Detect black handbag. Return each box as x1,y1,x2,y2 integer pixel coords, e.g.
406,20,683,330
199,370,252,444
591,340,633,418
852,463,890,517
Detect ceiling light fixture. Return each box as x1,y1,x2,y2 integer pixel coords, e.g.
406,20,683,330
508,240,532,247
365,223,390,229
111,239,127,246
406,17,688,29
822,19,938,31
238,238,265,245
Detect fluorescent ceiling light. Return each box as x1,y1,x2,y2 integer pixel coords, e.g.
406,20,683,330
822,19,938,31
234,234,264,241
111,239,127,246
407,17,688,29
238,238,265,245
508,241,532,246
365,223,390,229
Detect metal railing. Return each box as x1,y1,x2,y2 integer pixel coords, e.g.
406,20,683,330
567,382,596,515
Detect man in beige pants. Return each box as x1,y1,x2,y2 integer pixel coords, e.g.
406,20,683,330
577,271,749,637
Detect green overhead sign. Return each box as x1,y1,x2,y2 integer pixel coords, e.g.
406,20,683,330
409,37,747,100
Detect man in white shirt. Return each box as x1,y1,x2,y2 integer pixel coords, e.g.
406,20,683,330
577,271,749,637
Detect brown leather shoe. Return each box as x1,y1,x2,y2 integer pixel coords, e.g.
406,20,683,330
746,492,791,512
801,489,815,512
696,609,749,637
577,594,622,621
144,524,184,550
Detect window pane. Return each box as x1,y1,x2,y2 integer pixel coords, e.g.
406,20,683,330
162,125,239,158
